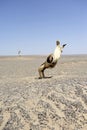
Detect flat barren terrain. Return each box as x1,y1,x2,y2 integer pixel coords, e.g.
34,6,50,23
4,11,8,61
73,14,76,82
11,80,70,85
0,55,87,130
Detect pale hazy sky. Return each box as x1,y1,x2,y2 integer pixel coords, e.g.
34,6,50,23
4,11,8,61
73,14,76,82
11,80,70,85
0,0,87,55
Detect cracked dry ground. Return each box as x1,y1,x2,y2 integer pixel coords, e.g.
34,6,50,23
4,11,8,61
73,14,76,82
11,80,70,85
0,55,87,130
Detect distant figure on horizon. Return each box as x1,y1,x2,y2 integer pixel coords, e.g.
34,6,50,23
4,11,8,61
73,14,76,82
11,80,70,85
38,40,67,79
18,50,21,56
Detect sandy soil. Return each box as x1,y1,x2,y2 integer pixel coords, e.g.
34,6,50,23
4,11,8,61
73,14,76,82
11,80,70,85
0,55,87,130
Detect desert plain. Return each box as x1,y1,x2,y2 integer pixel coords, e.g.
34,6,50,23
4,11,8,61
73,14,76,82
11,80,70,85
0,55,87,130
